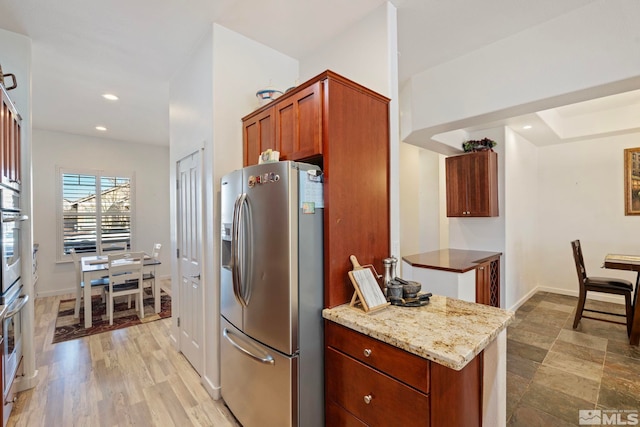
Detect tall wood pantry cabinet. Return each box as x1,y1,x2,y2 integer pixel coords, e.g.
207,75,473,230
242,70,390,309
445,150,498,217
0,84,21,190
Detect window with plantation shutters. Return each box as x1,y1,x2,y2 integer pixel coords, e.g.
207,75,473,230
58,168,134,260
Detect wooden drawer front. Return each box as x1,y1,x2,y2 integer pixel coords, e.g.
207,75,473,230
326,400,368,427
326,348,430,427
325,321,430,394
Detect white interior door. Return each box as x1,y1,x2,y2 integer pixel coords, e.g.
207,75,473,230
177,150,203,373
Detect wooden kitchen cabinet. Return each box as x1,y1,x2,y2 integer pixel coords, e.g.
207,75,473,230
445,150,498,217
0,85,21,190
476,256,500,307
325,321,482,427
274,81,322,161
242,71,390,308
242,106,275,166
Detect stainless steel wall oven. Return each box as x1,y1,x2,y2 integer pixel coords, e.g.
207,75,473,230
2,281,27,397
0,185,28,415
0,188,25,301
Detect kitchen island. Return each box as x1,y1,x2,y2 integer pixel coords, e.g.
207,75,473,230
323,295,514,426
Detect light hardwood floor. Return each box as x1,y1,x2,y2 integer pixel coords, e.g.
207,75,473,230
7,293,240,427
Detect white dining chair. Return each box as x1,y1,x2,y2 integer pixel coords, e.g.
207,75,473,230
143,243,162,297
99,242,128,255
105,252,145,326
70,248,108,318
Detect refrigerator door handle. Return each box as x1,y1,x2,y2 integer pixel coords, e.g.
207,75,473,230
223,328,275,365
237,193,252,305
231,193,249,307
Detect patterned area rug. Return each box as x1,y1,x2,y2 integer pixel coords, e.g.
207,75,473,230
52,290,171,344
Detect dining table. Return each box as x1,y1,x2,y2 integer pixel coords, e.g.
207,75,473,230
80,254,161,328
603,254,640,345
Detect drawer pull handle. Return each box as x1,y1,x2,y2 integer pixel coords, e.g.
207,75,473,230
363,348,372,357
363,394,372,404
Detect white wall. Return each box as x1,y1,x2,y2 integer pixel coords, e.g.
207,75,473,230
299,2,395,99
402,0,640,145
169,23,299,398
32,130,170,296
537,132,640,296
447,129,506,250
504,128,539,309
399,143,440,257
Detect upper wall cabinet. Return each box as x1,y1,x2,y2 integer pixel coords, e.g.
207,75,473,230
275,82,322,162
243,81,323,165
243,107,275,167
0,84,21,191
445,150,498,217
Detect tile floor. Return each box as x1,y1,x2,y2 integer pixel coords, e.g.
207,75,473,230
507,291,640,426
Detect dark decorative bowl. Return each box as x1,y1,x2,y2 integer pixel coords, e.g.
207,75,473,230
402,281,422,298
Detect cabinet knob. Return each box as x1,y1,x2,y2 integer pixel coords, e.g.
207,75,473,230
478,267,484,270
363,394,372,404
363,348,372,357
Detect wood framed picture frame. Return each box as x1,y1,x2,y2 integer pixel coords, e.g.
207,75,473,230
624,147,640,215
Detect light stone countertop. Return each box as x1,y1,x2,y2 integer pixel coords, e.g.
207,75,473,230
322,295,514,371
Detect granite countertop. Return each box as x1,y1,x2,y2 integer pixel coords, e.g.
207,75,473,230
322,295,514,371
402,249,502,273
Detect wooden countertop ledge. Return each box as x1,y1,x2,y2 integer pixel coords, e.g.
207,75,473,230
402,248,502,273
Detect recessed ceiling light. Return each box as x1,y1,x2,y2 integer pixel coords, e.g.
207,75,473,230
95,126,107,131
523,125,532,130
102,93,119,101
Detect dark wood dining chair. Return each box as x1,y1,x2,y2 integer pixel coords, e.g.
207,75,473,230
571,240,633,335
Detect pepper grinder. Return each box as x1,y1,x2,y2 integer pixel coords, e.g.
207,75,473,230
390,256,398,280
382,256,398,296
382,258,394,296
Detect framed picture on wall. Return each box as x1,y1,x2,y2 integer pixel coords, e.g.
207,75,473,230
624,147,640,215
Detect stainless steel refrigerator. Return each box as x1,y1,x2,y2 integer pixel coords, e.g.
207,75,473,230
220,161,324,427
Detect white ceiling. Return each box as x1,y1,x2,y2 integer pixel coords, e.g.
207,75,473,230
0,0,632,147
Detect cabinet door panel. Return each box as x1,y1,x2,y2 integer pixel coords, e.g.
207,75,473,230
446,151,498,217
0,89,20,188
243,107,274,166
275,82,321,161
467,153,490,216
475,261,491,305
0,95,5,184
277,103,295,156
445,155,467,216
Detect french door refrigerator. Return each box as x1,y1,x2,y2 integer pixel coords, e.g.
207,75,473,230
220,161,324,427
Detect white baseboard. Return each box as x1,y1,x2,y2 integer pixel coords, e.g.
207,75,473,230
35,288,76,298
202,374,221,400
508,285,627,312
15,369,39,392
